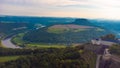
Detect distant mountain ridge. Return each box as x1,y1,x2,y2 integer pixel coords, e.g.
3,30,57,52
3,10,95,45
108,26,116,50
0,16,74,26
0,16,100,27
72,18,97,27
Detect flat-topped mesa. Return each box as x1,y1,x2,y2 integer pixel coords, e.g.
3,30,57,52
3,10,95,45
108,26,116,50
72,18,96,27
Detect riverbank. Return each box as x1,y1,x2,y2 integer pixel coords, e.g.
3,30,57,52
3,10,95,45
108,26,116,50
1,38,21,48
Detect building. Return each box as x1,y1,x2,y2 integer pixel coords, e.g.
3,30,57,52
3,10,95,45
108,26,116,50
91,38,120,46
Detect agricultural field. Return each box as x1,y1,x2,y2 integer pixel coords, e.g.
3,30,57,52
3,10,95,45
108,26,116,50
49,24,94,29
26,43,66,48
47,24,92,34
96,28,105,31
47,28,69,34
0,56,20,63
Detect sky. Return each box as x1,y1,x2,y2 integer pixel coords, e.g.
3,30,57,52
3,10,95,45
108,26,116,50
0,0,120,19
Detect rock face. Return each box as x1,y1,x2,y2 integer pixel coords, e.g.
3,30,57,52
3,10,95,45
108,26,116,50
72,19,95,26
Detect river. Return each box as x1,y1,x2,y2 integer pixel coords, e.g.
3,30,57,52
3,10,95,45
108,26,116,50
1,38,21,48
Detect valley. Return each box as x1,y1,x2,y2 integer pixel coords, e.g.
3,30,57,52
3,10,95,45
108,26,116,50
0,16,120,68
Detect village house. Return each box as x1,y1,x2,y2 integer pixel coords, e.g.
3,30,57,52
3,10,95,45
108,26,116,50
91,38,120,46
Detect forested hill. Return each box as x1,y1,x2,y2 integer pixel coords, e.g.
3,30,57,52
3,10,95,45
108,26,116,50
72,19,99,27
0,16,101,28
0,23,34,38
0,16,74,26
0,46,97,68
23,25,109,44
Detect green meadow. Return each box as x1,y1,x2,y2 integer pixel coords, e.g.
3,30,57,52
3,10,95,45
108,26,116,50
0,56,20,63
26,43,66,48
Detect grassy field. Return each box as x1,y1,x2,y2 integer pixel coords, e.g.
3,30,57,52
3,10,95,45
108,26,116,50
11,33,25,46
0,56,20,63
0,39,4,47
47,27,87,34
0,40,2,47
96,28,104,31
26,43,66,48
72,29,87,32
47,28,69,34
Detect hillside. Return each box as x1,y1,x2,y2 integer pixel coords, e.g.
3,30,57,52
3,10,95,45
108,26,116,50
23,24,110,45
0,46,96,68
0,16,74,26
0,22,34,39
72,19,95,26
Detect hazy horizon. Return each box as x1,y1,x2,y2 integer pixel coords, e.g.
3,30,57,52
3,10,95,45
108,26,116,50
0,0,120,20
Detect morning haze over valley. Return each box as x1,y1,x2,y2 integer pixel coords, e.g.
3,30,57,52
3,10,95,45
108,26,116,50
0,0,120,68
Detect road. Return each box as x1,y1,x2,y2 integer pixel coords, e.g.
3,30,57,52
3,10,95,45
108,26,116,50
95,45,109,68
111,55,120,63
96,55,102,68
1,38,21,48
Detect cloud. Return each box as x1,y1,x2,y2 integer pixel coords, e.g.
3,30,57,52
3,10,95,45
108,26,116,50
1,0,120,7
0,0,120,19
1,0,120,9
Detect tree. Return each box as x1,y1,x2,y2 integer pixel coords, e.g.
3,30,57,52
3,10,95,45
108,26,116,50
101,34,116,40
